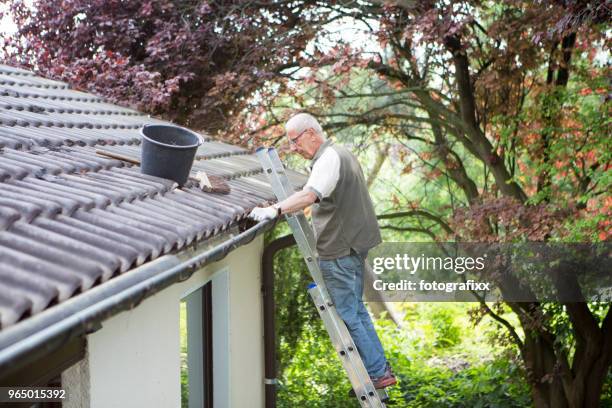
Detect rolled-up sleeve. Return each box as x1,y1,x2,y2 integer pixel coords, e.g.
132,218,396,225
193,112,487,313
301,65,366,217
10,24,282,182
304,147,340,201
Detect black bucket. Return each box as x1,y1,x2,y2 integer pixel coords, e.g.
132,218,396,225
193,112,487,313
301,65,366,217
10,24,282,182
140,124,202,186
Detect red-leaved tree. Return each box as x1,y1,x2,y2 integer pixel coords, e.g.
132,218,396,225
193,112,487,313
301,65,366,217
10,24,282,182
1,0,335,133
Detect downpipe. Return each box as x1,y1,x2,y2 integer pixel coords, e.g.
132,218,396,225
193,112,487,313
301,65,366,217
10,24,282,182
262,234,296,408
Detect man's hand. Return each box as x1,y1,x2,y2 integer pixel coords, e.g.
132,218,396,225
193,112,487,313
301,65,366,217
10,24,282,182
249,206,278,222
248,190,315,221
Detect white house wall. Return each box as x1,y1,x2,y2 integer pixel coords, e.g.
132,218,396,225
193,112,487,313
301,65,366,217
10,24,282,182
63,236,265,408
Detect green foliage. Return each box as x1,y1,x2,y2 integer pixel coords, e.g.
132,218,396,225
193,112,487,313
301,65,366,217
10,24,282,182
428,308,461,349
180,301,188,408
278,303,532,407
278,321,352,408
266,225,326,374
603,370,612,408
396,358,531,408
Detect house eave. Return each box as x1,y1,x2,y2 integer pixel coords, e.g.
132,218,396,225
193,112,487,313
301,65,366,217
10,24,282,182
0,219,276,380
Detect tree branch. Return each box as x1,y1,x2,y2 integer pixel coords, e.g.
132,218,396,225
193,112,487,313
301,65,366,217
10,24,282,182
441,35,527,202
377,210,453,234
366,143,390,187
379,225,437,240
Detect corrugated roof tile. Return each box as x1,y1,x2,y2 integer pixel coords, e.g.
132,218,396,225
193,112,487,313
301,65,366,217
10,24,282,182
0,237,91,297
0,265,58,313
9,223,118,280
33,217,140,272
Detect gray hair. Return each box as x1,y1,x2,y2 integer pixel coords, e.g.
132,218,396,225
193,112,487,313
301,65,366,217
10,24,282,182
285,113,325,138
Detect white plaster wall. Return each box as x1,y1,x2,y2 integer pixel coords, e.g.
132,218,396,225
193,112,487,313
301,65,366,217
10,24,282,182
77,236,265,408
218,238,265,408
61,352,90,408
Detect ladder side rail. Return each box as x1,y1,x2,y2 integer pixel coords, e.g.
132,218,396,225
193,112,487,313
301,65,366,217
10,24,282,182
261,148,317,250
266,148,317,247
257,149,317,253
309,287,386,408
255,148,294,201
284,216,329,294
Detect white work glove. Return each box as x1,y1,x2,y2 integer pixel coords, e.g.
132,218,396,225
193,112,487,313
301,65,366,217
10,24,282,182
249,206,278,222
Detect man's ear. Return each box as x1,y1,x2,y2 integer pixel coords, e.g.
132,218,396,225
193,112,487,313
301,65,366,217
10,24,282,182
308,129,316,142
311,130,323,143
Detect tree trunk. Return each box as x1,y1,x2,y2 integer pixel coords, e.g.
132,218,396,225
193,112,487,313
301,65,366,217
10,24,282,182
583,353,611,407
363,262,403,326
523,330,569,408
363,142,402,326
366,143,390,188
521,316,611,408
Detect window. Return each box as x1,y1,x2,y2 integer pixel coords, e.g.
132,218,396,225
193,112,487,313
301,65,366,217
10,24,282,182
181,281,213,408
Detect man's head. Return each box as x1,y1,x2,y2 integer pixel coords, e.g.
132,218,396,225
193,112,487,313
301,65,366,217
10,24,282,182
285,113,325,159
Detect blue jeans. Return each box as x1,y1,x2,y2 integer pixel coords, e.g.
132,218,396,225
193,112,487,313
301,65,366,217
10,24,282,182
319,251,387,378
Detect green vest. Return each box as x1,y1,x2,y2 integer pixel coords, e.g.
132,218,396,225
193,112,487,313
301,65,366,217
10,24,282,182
310,141,382,260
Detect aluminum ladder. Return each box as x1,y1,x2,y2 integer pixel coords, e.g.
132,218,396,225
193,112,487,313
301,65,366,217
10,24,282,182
256,147,389,408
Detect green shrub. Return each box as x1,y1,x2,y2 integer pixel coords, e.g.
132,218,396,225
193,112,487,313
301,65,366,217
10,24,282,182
428,308,461,349
277,322,351,408
278,305,533,408
394,358,531,408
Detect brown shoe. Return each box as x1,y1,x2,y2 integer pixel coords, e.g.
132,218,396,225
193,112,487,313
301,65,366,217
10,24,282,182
371,371,397,389
348,366,397,397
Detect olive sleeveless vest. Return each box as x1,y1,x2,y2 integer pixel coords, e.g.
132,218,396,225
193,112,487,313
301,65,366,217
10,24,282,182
310,141,382,260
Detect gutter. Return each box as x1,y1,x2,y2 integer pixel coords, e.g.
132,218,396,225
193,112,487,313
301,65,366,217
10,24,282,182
261,234,296,408
0,219,276,377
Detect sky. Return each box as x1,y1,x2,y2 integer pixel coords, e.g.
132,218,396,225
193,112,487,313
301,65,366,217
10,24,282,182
0,3,18,35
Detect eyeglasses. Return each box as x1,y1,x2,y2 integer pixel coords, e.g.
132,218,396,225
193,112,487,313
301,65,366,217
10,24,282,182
288,128,310,146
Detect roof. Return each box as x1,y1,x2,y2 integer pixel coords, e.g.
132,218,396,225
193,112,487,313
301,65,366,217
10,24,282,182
0,64,303,330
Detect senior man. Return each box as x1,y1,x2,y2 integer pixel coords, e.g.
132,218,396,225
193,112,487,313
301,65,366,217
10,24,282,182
249,113,396,390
